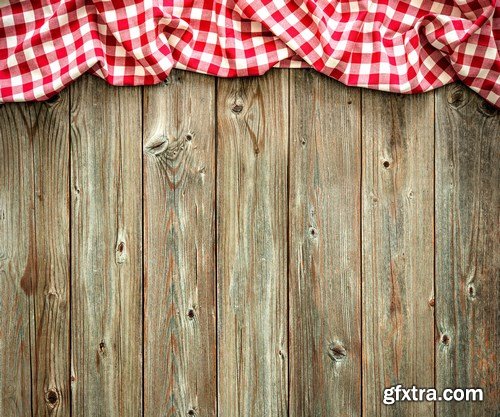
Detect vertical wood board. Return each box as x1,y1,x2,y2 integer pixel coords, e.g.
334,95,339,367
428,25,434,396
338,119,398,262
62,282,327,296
0,103,35,417
361,91,435,416
70,76,143,417
217,70,289,417
143,71,217,417
31,93,71,417
289,71,362,417
435,85,499,416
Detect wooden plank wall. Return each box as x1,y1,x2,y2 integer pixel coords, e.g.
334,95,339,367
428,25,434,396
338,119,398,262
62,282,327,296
0,71,498,417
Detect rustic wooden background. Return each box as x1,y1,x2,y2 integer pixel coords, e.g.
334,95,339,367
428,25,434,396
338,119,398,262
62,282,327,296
0,70,498,417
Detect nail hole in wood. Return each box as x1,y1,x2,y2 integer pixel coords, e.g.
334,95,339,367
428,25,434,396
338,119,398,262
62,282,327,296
188,409,195,416
186,134,193,141
309,227,318,238
441,334,450,345
383,161,390,168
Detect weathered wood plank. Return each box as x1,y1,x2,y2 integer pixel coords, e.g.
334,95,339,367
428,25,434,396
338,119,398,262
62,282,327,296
31,93,71,417
70,76,142,416
361,91,435,416
289,71,362,417
143,71,217,417
217,70,288,417
435,85,499,416
0,103,35,417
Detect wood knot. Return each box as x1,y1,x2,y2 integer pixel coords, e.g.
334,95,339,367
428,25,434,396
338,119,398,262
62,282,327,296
163,73,182,86
477,100,497,117
467,284,476,299
383,160,390,168
441,334,450,346
308,226,318,239
99,340,106,354
447,87,467,109
185,133,193,141
45,388,59,407
187,408,196,416
115,239,127,264
46,289,60,300
187,309,195,320
20,269,33,296
144,135,169,156
231,104,243,114
328,342,347,362
428,297,435,307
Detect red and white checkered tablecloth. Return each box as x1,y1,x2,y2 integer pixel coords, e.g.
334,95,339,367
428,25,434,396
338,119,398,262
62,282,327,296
1,0,499,106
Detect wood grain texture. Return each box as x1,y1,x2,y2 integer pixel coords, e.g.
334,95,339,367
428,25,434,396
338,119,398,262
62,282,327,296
143,71,217,417
2,75,499,417
435,85,499,416
31,93,71,417
361,91,435,416
0,103,35,417
289,71,362,417
217,70,288,417
70,76,143,417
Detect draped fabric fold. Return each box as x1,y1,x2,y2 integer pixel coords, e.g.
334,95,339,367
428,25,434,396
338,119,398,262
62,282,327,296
1,0,499,106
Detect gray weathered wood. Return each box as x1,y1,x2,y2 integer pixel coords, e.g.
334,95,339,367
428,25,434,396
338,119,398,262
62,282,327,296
70,76,143,416
143,71,217,417
217,70,289,417
289,70,362,417
2,73,498,417
31,93,71,417
435,84,499,416
361,91,435,416
0,103,35,417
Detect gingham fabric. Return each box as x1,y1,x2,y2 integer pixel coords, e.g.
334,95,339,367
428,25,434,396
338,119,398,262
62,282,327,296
1,0,499,106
